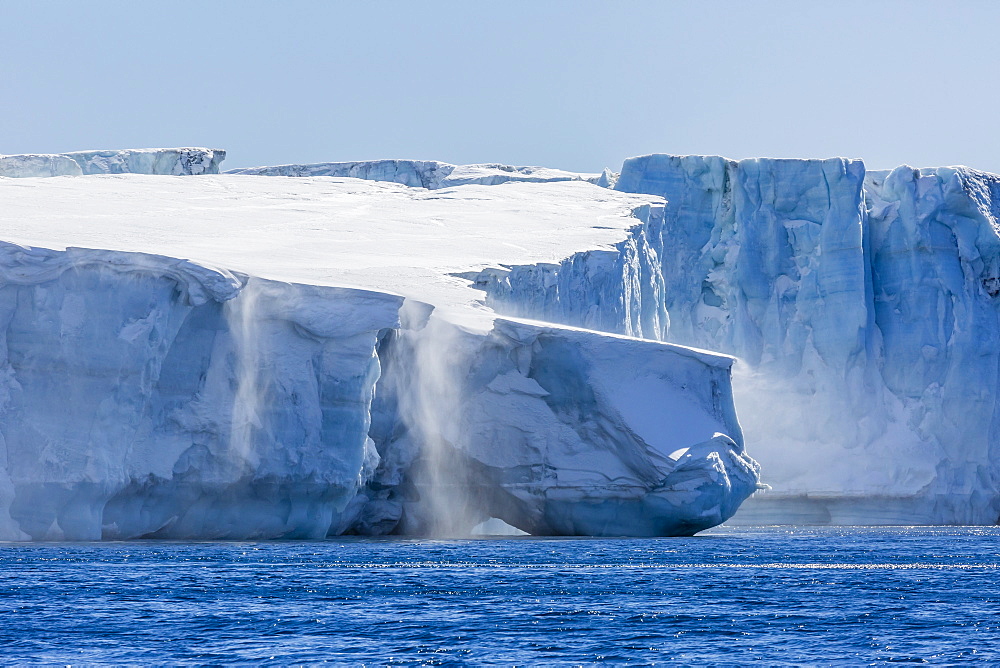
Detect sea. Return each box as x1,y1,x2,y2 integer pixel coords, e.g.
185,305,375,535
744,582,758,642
1,526,998,665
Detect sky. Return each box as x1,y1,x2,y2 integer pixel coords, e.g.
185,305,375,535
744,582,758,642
2,1,999,174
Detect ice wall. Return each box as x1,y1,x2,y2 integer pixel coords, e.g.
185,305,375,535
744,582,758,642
0,242,401,539
474,154,1000,524
0,240,757,540
226,160,453,188
356,316,757,537
467,200,671,340
228,159,601,188
0,148,226,177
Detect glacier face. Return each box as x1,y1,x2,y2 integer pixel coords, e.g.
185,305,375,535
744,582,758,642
358,317,756,538
0,148,226,177
476,153,1000,524
0,174,758,539
9,149,998,529
227,159,602,189
0,243,402,540
226,159,452,188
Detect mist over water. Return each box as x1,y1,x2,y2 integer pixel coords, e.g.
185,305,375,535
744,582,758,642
730,358,897,497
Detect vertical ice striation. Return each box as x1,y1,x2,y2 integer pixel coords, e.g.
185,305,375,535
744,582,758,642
0,240,756,539
0,243,402,539
468,201,671,340
861,166,1000,521
473,153,1000,524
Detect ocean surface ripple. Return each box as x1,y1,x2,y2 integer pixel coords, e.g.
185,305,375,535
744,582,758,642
1,526,998,664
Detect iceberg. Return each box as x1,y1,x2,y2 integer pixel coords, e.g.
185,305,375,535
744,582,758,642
0,171,758,539
475,153,1000,525
0,148,226,178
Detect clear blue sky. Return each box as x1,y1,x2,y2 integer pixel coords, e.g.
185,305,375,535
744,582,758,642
3,1,999,173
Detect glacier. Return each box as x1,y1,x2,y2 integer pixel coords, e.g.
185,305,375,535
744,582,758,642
227,159,605,189
9,145,996,531
0,148,225,177
0,168,758,540
474,154,1000,525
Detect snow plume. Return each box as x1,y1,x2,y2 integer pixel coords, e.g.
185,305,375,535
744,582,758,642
225,278,265,472
363,311,757,538
391,316,487,537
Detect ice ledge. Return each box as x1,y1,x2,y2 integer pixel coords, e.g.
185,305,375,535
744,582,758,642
493,315,737,370
0,148,226,178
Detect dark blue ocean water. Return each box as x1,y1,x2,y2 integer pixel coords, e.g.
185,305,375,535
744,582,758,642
1,526,998,665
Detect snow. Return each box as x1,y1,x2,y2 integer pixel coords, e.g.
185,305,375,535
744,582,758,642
470,517,528,536
0,171,758,539
0,176,649,327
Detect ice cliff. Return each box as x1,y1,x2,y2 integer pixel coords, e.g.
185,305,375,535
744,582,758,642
0,148,226,177
360,318,754,537
227,159,603,189
0,174,757,539
474,154,1000,525
14,146,992,530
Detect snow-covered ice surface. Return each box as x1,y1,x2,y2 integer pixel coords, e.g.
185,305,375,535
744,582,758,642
480,153,1000,525
0,176,655,324
0,173,758,539
0,148,225,178
7,148,999,532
